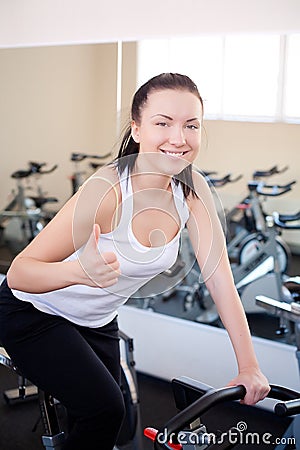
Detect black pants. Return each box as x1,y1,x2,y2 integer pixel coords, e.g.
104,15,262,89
0,278,125,450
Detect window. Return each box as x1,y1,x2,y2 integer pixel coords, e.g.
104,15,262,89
222,35,280,119
137,34,300,123
284,34,300,121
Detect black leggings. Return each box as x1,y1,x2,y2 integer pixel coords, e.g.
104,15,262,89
0,278,125,450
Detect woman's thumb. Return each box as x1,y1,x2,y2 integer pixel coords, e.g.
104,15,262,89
92,223,101,247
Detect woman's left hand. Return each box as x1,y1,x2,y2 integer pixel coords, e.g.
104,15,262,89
227,367,270,405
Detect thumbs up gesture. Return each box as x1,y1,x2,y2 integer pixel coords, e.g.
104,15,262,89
78,224,120,288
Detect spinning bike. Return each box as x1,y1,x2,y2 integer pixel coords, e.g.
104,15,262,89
0,161,58,255
144,377,300,449
256,275,300,376
227,179,295,271
194,209,299,318
229,209,299,314
226,165,290,258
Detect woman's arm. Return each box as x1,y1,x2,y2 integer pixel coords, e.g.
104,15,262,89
187,171,270,405
7,169,120,294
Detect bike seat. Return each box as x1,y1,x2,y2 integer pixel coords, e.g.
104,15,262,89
11,169,31,179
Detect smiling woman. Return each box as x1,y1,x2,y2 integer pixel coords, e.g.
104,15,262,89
0,72,270,450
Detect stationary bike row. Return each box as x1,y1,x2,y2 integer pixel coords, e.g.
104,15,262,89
195,208,299,318
225,164,288,245
144,377,300,449
0,330,142,450
0,161,58,255
226,166,295,267
205,168,295,278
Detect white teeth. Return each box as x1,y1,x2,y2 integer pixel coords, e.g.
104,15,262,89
163,151,184,157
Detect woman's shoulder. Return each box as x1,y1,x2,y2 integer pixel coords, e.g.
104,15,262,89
187,167,215,209
89,162,119,186
187,168,211,196
191,167,210,188
72,162,120,208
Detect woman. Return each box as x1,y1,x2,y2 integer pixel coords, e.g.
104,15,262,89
0,73,270,449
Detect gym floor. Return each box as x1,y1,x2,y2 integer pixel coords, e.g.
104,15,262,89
0,245,299,450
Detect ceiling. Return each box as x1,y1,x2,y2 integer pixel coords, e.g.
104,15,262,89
1,0,300,49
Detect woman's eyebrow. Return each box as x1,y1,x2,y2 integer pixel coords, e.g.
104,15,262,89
151,114,173,120
151,114,200,122
186,117,200,122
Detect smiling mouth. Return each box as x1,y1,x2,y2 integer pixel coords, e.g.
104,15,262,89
160,149,189,157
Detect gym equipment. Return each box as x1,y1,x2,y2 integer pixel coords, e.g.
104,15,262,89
229,210,299,314
226,165,290,257
227,178,296,270
144,377,300,449
256,277,300,376
0,161,58,255
0,331,142,449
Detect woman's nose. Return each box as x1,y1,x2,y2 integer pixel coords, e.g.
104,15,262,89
168,126,186,146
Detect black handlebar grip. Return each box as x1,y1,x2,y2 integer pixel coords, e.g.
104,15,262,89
275,398,300,417
268,384,300,402
159,385,246,440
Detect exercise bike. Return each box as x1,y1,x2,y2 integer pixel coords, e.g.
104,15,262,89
0,161,58,255
144,377,300,449
256,276,300,376
226,165,290,257
227,179,295,271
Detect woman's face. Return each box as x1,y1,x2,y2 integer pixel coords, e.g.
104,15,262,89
131,88,203,174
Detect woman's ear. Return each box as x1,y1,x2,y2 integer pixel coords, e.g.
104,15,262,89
131,120,140,143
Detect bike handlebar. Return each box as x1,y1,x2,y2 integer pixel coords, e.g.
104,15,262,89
71,152,111,162
11,162,58,179
204,172,243,187
273,210,300,230
271,385,300,416
29,162,58,174
248,180,296,196
253,165,289,179
153,385,246,449
147,383,300,449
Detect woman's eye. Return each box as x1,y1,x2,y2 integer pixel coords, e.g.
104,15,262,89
156,122,168,127
186,124,199,130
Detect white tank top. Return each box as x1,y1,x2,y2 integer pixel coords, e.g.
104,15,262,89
12,169,190,327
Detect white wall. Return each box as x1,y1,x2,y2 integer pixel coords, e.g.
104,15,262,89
1,0,300,48
0,44,118,208
118,306,300,391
